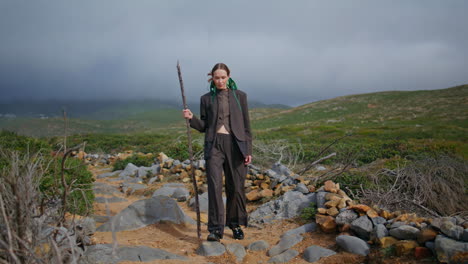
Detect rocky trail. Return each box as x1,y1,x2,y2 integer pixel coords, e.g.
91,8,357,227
85,165,365,264
76,152,466,264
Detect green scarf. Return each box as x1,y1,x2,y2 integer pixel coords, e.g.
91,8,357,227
210,78,242,112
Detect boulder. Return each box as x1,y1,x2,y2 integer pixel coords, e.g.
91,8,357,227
196,241,226,256
79,244,187,264
226,243,246,262
97,196,195,232
249,191,316,224
282,223,317,237
315,214,336,233
268,249,299,263
335,210,359,225
119,163,139,178
268,233,303,257
435,235,468,263
371,224,389,242
303,245,336,263
389,225,420,240
351,216,373,240
247,240,269,251
440,220,464,241
336,235,370,256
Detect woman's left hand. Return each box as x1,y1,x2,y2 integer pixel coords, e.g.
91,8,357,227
244,155,252,165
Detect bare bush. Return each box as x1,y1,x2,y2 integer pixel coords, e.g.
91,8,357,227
360,155,468,217
253,139,305,170
0,149,84,264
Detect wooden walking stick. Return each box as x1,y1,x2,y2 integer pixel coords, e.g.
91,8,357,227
177,61,202,241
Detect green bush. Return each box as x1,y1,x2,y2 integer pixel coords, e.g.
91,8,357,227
113,154,154,171
1,130,94,216
300,202,317,221
165,141,203,161
41,157,94,215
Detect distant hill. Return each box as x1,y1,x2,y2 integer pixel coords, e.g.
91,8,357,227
0,98,289,137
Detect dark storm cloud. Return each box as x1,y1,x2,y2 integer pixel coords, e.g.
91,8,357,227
1,1,467,106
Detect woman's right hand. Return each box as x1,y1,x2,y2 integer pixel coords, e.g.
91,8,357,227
182,109,193,120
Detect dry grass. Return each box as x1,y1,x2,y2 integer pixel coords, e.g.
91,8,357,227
361,155,468,217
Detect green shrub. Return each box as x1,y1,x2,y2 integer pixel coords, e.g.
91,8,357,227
1,130,94,216
165,141,203,161
300,202,317,221
113,154,154,171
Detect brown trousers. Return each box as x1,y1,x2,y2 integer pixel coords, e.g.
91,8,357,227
206,133,248,234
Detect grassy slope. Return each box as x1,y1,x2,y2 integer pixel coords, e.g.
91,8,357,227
252,85,468,159
1,85,466,159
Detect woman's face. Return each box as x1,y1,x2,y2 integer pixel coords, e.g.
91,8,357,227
213,69,229,89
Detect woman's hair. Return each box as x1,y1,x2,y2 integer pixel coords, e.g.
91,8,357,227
208,63,230,82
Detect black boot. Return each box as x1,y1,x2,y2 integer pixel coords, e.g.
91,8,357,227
231,226,244,240
207,230,223,242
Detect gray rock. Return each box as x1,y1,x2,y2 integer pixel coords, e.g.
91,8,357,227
271,162,292,176
76,217,96,236
316,191,327,209
97,170,121,179
94,196,128,203
294,183,309,194
389,225,420,240
152,186,176,197
119,163,139,178
282,223,317,237
249,191,316,224
247,240,270,251
172,187,190,201
435,235,468,263
351,216,373,240
97,196,195,232
371,224,389,241
189,192,226,213
173,160,181,166
336,235,370,256
196,241,226,256
268,233,303,257
303,245,336,262
431,217,457,231
463,229,468,242
121,183,146,194
266,169,279,179
79,244,187,264
148,176,159,184
389,221,405,229
440,220,464,241
371,216,387,226
335,210,358,225
268,249,299,263
226,243,246,262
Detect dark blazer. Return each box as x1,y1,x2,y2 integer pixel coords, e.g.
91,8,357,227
190,89,252,160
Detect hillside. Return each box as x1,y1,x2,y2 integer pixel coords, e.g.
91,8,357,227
0,99,289,137
252,85,468,161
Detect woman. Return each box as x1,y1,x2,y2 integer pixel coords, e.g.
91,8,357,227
182,63,252,241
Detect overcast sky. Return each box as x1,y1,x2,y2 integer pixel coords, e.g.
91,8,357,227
1,1,467,106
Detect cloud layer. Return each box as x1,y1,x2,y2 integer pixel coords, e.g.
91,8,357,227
1,1,467,106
